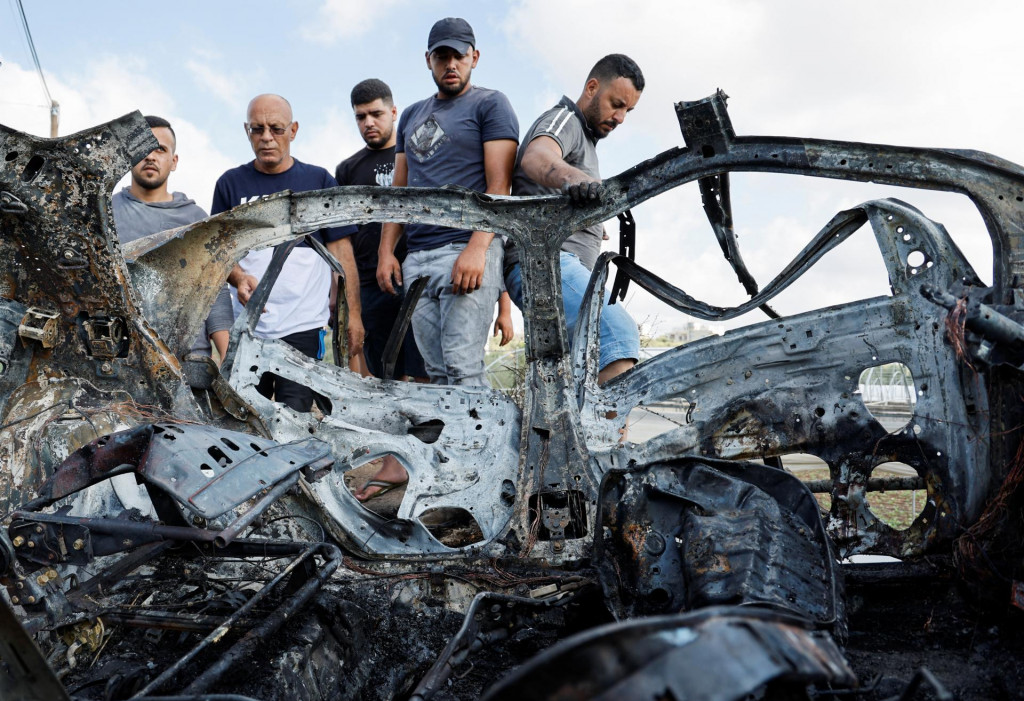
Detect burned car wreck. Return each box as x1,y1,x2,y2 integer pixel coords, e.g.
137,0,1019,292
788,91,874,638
2,91,1024,699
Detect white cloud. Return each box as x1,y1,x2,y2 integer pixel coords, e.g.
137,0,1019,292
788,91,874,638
0,57,233,213
0,61,53,136
501,0,1019,333
184,51,248,108
300,0,412,44
1,56,168,136
292,103,366,175
504,0,1024,157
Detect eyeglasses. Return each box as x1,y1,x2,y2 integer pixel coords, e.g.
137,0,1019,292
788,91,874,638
246,123,291,137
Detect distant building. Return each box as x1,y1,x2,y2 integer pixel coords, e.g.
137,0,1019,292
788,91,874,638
648,321,722,346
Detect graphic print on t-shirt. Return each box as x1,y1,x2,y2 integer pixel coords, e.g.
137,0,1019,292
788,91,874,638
408,115,448,162
375,162,394,187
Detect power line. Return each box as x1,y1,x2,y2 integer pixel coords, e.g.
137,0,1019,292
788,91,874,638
14,0,52,105
12,0,58,136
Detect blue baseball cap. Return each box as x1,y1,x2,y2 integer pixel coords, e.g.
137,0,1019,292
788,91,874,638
427,17,475,54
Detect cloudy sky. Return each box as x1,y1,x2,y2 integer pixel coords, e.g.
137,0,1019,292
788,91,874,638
2,0,1021,336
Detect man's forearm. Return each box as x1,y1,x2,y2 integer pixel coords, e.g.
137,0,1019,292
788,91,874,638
520,136,596,191
524,154,592,190
379,223,402,258
343,269,361,318
466,230,494,251
227,264,246,288
328,240,362,318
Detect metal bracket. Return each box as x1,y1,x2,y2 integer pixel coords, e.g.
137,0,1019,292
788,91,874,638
541,506,569,548
18,307,59,348
382,276,429,380
81,315,127,358
0,190,28,214
676,89,735,156
428,565,446,600
609,209,636,304
10,516,93,568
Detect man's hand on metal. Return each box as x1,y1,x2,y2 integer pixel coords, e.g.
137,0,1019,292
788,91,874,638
562,178,603,205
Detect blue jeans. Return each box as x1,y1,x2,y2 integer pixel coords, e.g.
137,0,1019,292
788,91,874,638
403,239,503,385
505,251,639,370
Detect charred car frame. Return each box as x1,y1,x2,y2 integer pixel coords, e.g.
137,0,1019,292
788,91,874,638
1,91,1023,699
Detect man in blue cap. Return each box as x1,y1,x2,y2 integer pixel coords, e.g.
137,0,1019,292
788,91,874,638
376,17,517,386
361,18,518,500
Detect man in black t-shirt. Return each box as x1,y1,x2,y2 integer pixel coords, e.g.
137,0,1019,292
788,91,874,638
336,79,429,502
335,79,427,383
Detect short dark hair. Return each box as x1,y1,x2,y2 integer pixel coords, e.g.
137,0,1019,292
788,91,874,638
144,115,176,147
350,79,393,108
587,54,645,92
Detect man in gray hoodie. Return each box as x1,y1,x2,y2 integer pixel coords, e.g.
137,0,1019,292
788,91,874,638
112,115,233,361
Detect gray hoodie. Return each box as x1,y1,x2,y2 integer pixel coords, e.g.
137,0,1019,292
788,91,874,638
111,188,208,243
111,188,233,356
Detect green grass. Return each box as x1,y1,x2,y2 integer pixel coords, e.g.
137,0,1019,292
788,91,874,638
796,468,926,531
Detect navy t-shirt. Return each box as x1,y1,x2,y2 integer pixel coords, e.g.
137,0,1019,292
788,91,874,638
335,146,405,288
396,85,519,251
210,158,344,338
211,159,345,245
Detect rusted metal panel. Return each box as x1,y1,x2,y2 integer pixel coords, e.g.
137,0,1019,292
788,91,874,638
482,608,856,701
597,458,840,628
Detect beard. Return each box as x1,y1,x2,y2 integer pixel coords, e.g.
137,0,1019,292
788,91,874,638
364,126,393,149
582,97,616,140
433,71,467,97
133,169,168,190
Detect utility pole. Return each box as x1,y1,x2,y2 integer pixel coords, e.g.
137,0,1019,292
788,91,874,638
15,0,57,138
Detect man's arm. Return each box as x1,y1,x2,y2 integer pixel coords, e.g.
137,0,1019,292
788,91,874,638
205,285,234,364
210,330,229,364
377,153,408,295
494,290,514,346
326,237,365,361
450,138,518,294
212,175,261,305
520,135,602,202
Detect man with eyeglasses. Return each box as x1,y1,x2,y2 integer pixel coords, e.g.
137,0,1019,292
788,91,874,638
211,93,349,413
376,17,518,388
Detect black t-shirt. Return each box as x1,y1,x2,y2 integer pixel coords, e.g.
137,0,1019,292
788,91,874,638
335,146,405,288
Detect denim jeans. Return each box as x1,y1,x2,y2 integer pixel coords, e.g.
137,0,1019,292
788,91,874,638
505,251,639,370
402,238,503,385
